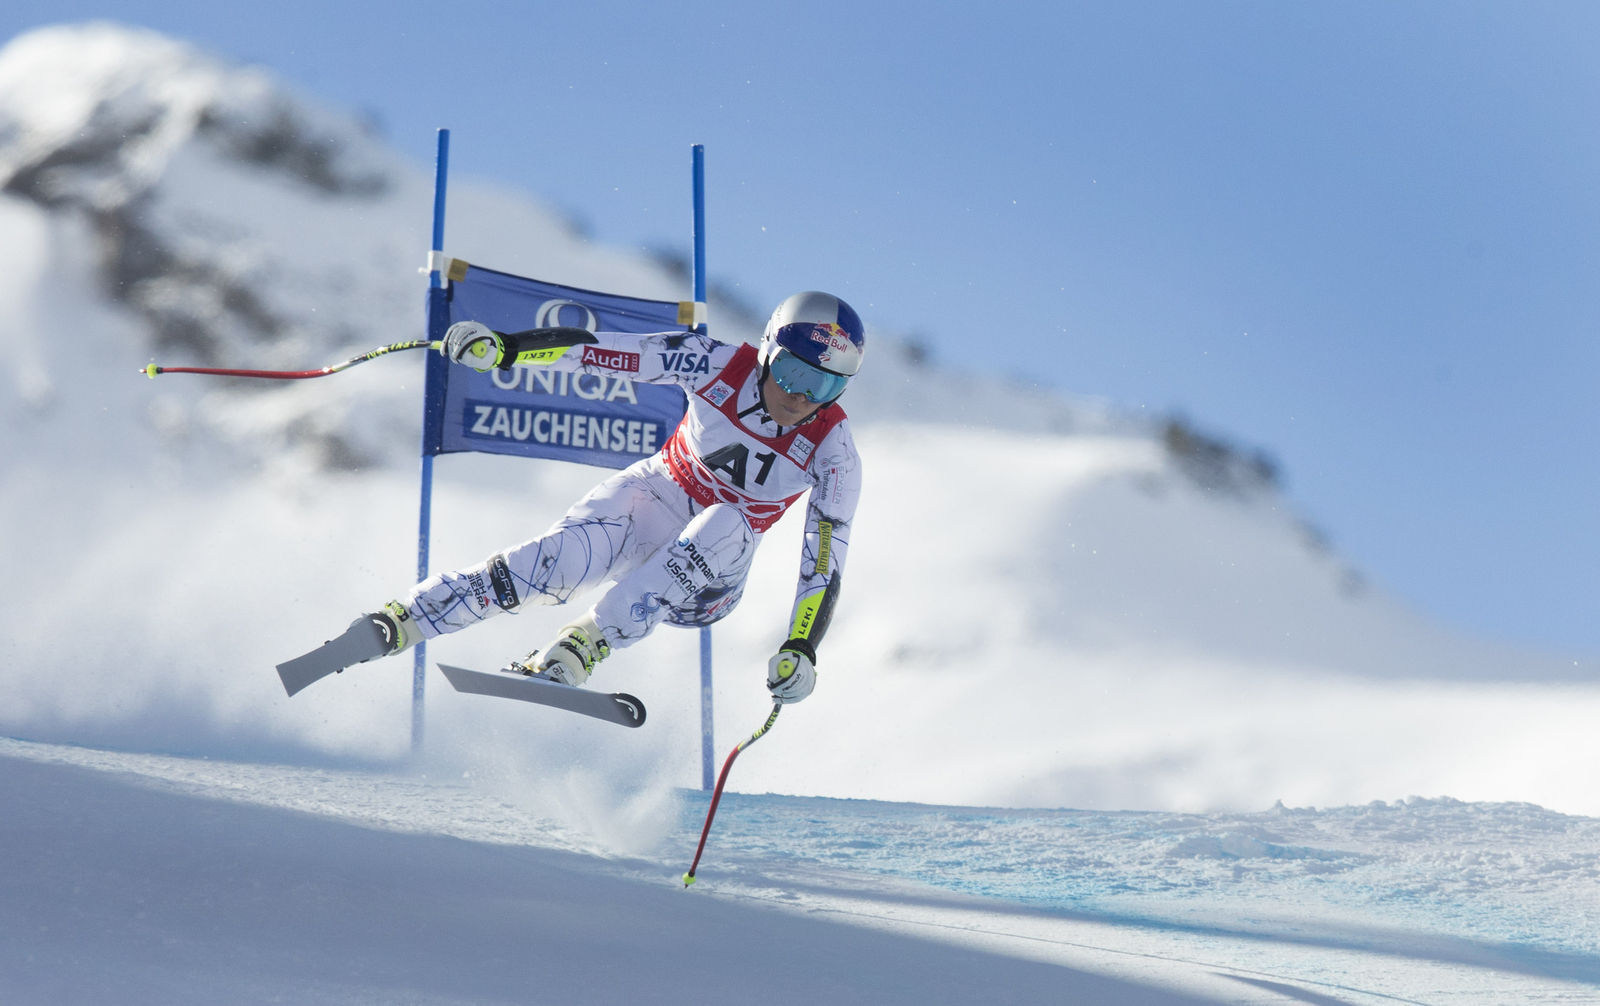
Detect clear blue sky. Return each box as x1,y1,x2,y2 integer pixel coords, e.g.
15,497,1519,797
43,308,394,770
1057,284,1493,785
7,2,1597,655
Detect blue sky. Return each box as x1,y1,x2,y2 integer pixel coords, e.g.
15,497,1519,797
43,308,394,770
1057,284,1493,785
6,2,1597,655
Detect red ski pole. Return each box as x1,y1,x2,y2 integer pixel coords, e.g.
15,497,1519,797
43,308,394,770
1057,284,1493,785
682,702,781,887
141,339,440,380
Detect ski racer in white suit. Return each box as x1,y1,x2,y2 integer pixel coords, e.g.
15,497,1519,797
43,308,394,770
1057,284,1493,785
366,291,865,705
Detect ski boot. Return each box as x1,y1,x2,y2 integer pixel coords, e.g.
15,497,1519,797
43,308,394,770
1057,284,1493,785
509,614,610,687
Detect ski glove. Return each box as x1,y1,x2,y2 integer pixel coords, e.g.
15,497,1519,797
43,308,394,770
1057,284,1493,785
766,639,817,704
442,321,505,372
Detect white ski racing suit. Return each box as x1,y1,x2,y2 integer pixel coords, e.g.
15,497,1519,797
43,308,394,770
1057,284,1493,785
402,329,860,661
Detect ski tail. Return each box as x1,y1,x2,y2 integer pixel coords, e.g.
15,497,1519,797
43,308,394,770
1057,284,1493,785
276,616,392,696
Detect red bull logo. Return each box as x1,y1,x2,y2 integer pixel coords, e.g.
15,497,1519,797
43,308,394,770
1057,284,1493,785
807,321,862,373
808,322,855,354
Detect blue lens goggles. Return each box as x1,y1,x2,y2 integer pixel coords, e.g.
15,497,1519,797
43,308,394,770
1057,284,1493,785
769,350,850,403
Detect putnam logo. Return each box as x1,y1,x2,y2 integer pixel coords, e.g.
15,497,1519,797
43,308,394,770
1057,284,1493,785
581,346,640,372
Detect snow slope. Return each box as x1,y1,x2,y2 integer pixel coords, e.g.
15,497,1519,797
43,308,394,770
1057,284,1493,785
3,737,1596,1004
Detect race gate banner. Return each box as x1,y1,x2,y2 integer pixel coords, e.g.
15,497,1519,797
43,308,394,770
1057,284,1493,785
423,262,690,468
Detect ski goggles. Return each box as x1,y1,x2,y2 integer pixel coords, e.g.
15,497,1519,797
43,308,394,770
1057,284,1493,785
768,350,850,403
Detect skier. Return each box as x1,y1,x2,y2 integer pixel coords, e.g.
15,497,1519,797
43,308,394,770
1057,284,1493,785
280,291,864,706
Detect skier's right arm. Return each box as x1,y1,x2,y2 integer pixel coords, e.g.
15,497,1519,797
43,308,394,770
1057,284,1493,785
441,321,596,371
442,321,737,391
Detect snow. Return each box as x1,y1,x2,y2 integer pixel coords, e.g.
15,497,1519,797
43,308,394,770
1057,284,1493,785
3,737,1597,1003
1,22,1598,1004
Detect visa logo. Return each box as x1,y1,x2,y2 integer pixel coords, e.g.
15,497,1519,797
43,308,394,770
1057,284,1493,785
659,351,713,375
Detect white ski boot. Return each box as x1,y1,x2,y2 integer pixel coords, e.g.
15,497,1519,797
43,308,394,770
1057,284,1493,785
514,614,610,687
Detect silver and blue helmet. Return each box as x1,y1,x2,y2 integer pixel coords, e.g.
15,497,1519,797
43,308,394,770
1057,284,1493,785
757,291,866,405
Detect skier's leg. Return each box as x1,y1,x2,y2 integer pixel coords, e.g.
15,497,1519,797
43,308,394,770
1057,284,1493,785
278,464,685,690
594,502,758,647
530,502,757,685
398,465,681,643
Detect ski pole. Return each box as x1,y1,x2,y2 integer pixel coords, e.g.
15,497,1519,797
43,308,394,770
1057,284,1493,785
682,702,781,887
141,339,441,380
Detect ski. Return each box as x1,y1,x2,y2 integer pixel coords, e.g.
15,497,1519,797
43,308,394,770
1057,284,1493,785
437,664,646,728
276,616,391,697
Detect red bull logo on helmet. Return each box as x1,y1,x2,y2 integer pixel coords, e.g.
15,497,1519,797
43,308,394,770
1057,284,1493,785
808,322,855,354
808,322,864,373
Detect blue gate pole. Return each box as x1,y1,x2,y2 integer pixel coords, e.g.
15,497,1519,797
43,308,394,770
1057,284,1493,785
691,144,714,791
414,127,451,756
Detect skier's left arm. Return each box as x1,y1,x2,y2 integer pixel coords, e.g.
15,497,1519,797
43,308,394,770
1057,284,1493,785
767,423,862,704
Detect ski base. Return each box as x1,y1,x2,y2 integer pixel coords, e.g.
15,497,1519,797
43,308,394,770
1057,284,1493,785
437,664,646,728
276,618,389,697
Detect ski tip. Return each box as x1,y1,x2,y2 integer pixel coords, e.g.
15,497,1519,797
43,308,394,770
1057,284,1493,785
614,693,647,728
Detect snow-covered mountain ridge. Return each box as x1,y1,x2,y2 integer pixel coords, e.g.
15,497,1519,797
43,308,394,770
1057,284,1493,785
0,21,1237,473
2,22,1595,818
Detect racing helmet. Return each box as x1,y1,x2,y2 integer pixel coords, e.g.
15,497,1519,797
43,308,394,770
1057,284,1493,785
756,291,866,405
